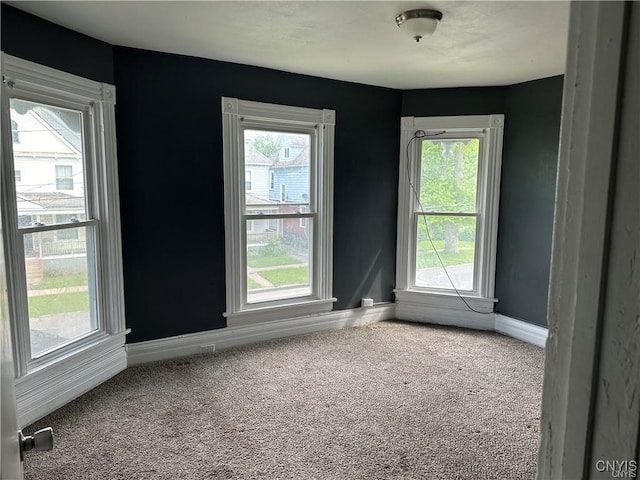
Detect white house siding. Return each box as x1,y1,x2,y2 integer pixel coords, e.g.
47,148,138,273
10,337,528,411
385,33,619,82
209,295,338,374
245,164,271,201
11,108,85,212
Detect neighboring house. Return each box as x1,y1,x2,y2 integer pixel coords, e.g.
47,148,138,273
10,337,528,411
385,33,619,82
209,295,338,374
245,193,280,246
269,134,310,204
245,133,311,247
244,138,271,200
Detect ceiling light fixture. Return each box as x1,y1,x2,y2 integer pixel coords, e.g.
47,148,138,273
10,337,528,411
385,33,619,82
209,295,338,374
395,9,443,43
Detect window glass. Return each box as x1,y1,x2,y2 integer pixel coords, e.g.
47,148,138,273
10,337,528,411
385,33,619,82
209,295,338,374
415,138,480,291
24,228,96,357
10,99,87,224
419,139,479,213
415,215,476,290
243,129,310,214
246,221,312,303
10,98,97,360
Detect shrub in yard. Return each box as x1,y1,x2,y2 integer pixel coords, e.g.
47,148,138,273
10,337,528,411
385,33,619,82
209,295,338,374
259,239,287,257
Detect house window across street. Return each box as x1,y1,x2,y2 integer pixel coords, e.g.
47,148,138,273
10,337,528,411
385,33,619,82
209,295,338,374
245,169,253,191
55,164,73,190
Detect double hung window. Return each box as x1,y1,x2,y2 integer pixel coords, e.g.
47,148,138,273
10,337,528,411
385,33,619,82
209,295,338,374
2,53,127,426
395,115,504,312
221,98,336,326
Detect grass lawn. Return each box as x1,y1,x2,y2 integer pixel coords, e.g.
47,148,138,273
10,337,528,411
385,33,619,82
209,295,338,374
417,248,475,269
28,292,89,317
247,277,262,290
32,273,88,290
259,266,309,287
247,254,301,269
417,240,475,251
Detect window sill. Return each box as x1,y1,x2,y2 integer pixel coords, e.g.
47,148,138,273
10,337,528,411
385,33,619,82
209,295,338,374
224,297,337,328
14,329,129,427
394,289,496,313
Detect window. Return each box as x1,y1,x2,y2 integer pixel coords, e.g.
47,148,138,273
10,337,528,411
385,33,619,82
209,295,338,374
245,169,253,191
395,115,504,313
222,97,336,326
55,165,73,190
2,53,127,426
11,119,19,143
284,147,290,158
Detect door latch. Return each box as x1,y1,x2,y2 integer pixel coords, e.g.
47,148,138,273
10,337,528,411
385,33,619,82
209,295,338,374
19,427,54,461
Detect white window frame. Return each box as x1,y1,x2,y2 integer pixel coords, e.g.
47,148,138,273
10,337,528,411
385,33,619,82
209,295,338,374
221,97,336,327
269,171,275,190
1,53,128,427
395,115,504,313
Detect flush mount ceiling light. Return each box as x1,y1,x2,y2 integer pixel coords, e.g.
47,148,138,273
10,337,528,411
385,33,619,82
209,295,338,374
395,9,443,43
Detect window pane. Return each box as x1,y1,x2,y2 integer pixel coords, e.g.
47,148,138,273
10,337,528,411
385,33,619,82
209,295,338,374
246,219,311,303
244,129,310,213
24,227,97,357
10,99,87,226
415,215,476,291
420,139,479,213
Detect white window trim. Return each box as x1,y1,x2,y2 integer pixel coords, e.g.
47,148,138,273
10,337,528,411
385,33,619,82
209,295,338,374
395,115,504,312
221,97,336,328
1,53,128,425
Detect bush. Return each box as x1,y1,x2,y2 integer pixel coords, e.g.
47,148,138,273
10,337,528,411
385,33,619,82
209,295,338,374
250,238,287,258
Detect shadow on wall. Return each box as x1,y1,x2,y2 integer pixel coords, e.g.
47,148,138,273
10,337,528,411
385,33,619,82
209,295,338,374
346,248,384,307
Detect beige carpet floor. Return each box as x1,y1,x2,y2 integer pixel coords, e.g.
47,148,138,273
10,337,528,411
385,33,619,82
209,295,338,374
23,321,545,479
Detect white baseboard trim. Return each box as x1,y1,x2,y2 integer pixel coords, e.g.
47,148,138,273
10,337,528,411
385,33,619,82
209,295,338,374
396,302,495,330
127,303,396,366
16,333,127,428
494,314,548,348
127,303,547,367
396,301,548,348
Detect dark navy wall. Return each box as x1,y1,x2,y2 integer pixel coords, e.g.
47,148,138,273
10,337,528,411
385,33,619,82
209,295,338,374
1,3,114,84
113,47,401,342
401,87,507,116
495,76,564,326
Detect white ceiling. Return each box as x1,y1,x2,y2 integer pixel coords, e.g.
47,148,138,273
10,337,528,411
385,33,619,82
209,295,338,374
7,1,570,90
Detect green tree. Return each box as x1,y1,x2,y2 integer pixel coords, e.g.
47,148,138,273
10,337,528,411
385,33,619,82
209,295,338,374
418,139,478,254
253,135,278,158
